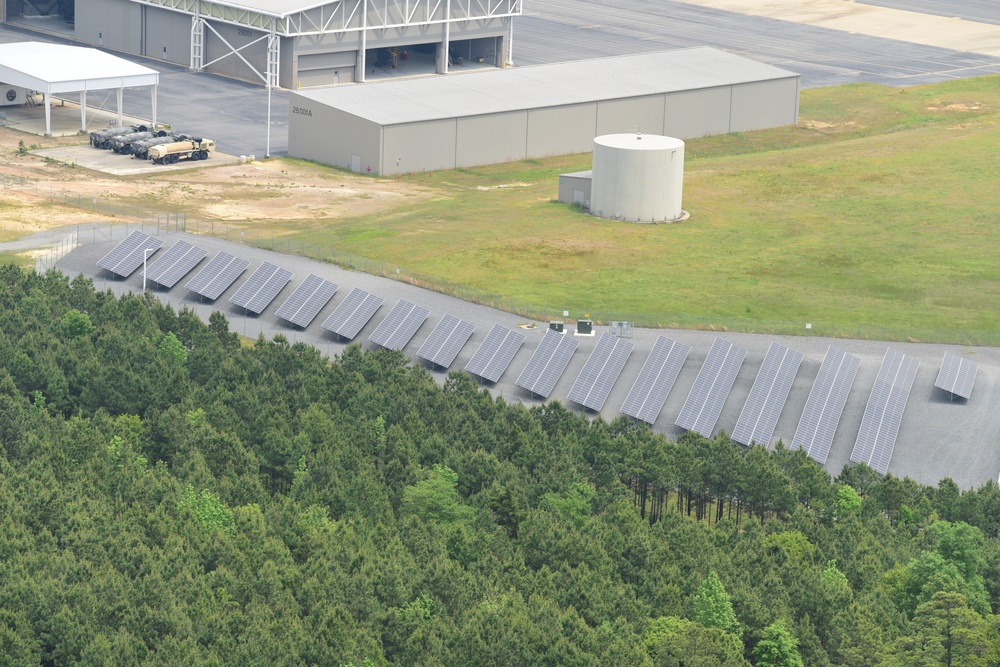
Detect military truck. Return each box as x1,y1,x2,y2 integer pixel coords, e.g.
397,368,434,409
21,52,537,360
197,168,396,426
90,124,146,149
148,138,215,164
110,131,157,153
131,135,184,160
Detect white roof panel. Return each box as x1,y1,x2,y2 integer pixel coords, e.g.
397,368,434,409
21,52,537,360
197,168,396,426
0,42,158,94
295,47,798,125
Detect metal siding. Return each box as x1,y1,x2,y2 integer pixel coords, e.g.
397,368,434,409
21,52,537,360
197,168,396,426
526,103,597,157
297,67,354,86
298,51,358,70
74,0,142,54
288,93,380,173
143,5,190,64
455,112,527,168
383,119,457,174
663,87,732,138
205,21,268,83
730,79,800,132
596,95,666,136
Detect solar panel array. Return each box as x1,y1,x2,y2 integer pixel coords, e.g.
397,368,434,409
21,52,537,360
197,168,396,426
732,343,803,447
322,287,384,340
791,346,860,465
465,324,526,383
934,351,978,400
275,274,339,328
675,338,747,438
144,240,207,288
567,333,634,411
417,314,475,369
369,300,429,350
850,348,919,475
229,262,293,314
96,231,163,278
185,251,249,301
516,329,578,398
621,336,690,424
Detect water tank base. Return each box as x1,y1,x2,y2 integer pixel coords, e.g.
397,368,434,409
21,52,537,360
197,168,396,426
592,209,690,224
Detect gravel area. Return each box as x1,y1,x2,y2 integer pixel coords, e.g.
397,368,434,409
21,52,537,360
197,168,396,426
54,228,1000,490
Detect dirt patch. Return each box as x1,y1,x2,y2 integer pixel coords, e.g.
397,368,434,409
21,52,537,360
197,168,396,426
475,183,532,191
927,103,984,111
0,127,438,243
802,120,860,131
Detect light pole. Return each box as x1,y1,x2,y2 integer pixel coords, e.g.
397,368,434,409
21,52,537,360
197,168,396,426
143,247,154,292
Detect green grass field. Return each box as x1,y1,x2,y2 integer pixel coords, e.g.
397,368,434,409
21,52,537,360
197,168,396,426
252,77,1000,341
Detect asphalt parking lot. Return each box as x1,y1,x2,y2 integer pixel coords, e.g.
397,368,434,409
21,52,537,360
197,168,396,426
53,228,1000,490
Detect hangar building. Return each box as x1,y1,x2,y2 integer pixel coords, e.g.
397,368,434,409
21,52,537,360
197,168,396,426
287,47,800,175
2,0,519,89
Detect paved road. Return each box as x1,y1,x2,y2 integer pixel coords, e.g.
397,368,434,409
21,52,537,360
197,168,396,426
54,228,1000,490
862,0,1000,26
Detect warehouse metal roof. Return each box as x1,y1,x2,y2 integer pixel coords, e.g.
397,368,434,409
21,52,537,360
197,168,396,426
294,47,799,125
0,42,159,93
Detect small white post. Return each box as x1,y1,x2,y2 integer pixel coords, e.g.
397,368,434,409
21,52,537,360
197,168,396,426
143,247,154,291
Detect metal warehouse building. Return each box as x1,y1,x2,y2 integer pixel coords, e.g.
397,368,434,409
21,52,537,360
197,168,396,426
288,47,800,175
3,0,519,89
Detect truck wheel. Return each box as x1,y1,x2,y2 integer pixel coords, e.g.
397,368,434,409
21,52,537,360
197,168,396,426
200,151,209,160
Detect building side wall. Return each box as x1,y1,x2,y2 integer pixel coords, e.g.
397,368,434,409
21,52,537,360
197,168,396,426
729,78,799,132
455,111,527,167
557,175,592,206
526,103,597,157
288,93,381,172
74,0,142,54
204,20,268,83
596,95,666,137
663,86,733,138
382,119,457,174
142,5,190,64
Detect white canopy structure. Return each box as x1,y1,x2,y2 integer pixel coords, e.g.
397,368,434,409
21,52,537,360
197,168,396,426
0,42,159,136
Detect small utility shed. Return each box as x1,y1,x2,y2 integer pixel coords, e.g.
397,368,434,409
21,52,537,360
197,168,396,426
288,47,800,175
0,41,158,136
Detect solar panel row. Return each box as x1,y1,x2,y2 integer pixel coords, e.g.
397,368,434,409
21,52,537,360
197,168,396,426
185,251,249,301
230,262,293,314
731,342,803,447
96,231,163,278
515,329,578,398
567,333,634,411
850,348,919,475
145,240,207,288
322,287,384,340
934,351,978,400
675,338,746,438
620,336,690,424
369,300,429,351
465,324,525,383
417,314,475,369
275,274,339,329
791,346,860,465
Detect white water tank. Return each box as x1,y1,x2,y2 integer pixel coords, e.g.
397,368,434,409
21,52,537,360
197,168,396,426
590,134,685,223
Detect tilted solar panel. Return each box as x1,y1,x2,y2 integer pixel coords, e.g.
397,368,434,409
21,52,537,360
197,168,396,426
230,262,293,314
621,336,690,424
465,324,526,383
275,274,339,329
145,240,207,288
321,287,384,340
96,231,163,278
934,351,978,400
791,346,860,465
185,251,249,301
369,300,430,351
675,337,746,438
731,342,803,447
850,348,919,475
515,329,578,398
567,333,634,411
417,314,475,369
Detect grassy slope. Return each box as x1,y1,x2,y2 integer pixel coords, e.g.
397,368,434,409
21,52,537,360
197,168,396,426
289,77,1000,337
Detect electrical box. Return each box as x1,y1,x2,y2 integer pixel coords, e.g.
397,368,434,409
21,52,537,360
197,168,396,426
549,321,564,333
576,319,593,335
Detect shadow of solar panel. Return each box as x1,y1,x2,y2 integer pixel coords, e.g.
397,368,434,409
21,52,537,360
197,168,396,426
321,287,384,340
465,324,525,383
850,348,919,475
515,329,578,398
275,274,338,329
185,251,249,301
732,342,803,447
145,241,207,288
417,314,475,369
621,336,690,424
96,231,163,278
675,337,746,438
934,351,978,400
369,300,430,351
791,346,859,465
567,333,634,411
230,262,293,314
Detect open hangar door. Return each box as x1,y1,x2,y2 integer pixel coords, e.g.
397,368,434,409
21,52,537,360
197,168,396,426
362,36,503,82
